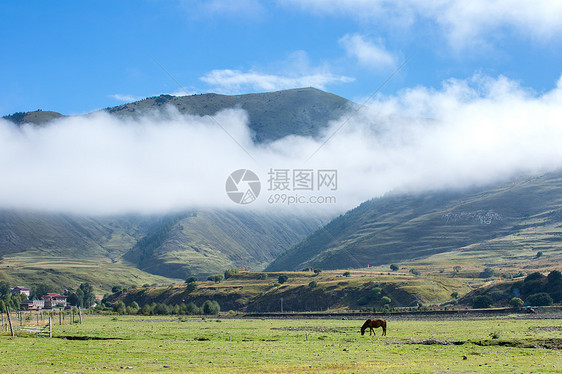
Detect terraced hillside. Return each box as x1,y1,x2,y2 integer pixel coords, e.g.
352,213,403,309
267,171,562,271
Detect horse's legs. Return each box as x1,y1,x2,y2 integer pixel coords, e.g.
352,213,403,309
370,327,375,336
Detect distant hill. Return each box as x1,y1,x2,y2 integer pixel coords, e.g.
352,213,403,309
3,88,352,142
266,171,562,271
3,110,65,125
0,209,322,290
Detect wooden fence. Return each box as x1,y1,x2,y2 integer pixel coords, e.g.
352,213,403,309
2,306,85,337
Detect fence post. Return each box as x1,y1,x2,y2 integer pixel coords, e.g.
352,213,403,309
6,306,14,337
79,307,82,324
49,316,52,338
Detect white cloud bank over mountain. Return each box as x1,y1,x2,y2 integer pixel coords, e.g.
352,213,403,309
1,74,562,215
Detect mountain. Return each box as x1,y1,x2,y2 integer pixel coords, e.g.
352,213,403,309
0,210,322,290
121,210,322,279
3,110,65,125
3,88,352,143
0,87,345,290
266,171,562,271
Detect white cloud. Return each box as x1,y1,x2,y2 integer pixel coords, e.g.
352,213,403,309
200,69,354,93
280,0,562,47
2,75,562,215
109,94,144,103
339,34,397,69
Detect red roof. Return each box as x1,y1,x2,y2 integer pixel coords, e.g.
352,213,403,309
42,293,67,298
12,286,30,291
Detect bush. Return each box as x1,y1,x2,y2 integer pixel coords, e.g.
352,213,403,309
224,269,239,279
479,267,495,278
390,264,399,271
202,300,220,315
278,275,289,284
342,271,351,277
526,292,553,306
380,296,391,305
185,276,198,284
509,297,524,309
308,281,318,288
472,295,493,308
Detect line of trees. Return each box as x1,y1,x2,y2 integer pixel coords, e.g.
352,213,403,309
109,300,220,315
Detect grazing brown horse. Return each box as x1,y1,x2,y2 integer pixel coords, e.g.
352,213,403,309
360,318,387,336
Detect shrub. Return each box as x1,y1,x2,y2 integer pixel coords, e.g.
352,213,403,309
390,264,399,271
202,300,220,315
342,271,351,277
185,276,198,284
509,297,524,309
472,295,493,308
308,281,318,288
278,275,289,284
526,292,553,306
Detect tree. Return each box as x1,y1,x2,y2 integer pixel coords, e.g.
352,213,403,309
0,281,10,296
114,301,126,314
208,274,224,283
526,292,553,306
380,296,391,306
535,251,543,258
313,268,322,275
31,283,53,300
184,302,200,315
278,275,289,284
185,276,198,284
202,300,220,315
308,281,318,288
509,297,524,309
224,269,238,279
342,271,351,277
111,286,122,293
450,292,459,299
154,303,169,315
79,283,96,308
453,266,462,273
390,264,399,271
472,295,493,308
479,267,495,278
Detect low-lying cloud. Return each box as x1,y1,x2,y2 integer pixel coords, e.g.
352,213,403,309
1,74,562,215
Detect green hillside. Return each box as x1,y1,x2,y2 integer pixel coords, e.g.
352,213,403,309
104,87,351,142
0,210,322,292
122,210,323,279
3,87,352,143
266,171,562,271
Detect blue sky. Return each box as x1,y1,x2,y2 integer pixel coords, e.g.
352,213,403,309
2,0,562,117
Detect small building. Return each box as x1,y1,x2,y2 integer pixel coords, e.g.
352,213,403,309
11,286,30,298
20,299,45,310
42,293,69,310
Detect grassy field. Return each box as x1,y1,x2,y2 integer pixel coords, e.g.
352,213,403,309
1,315,560,373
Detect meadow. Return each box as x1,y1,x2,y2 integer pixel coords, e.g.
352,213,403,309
1,314,560,373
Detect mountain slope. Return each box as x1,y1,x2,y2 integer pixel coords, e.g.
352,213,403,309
3,88,352,143
105,88,351,142
122,210,322,279
266,171,562,271
0,209,322,289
